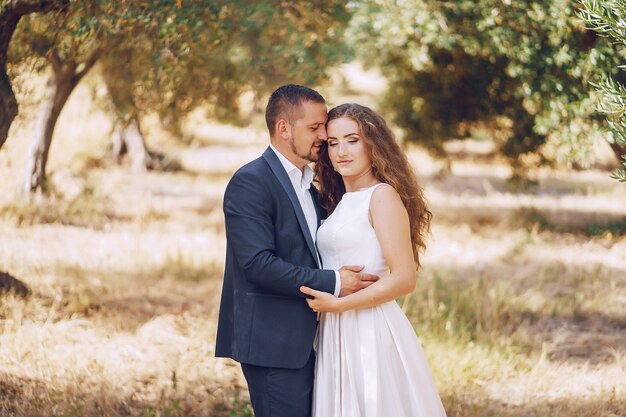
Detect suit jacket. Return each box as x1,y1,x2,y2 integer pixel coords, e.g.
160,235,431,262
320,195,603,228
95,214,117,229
215,147,336,368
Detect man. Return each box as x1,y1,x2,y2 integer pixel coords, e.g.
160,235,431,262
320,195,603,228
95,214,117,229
215,84,378,417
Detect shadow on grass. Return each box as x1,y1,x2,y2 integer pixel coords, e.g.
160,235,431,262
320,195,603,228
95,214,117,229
423,168,626,235
0,374,250,417
431,203,626,237
1,372,622,417
441,389,626,417
17,261,225,333
14,247,626,364
423,168,618,197
408,262,626,365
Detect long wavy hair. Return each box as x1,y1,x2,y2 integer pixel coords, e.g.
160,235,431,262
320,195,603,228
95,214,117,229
315,103,432,267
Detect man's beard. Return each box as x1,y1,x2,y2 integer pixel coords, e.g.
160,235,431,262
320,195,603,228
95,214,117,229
289,135,319,163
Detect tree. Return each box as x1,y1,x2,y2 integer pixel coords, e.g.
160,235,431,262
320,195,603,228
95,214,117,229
10,1,234,190
350,0,624,177
0,0,67,150
580,0,626,182
8,0,352,192
10,2,134,192
101,1,351,135
99,1,351,170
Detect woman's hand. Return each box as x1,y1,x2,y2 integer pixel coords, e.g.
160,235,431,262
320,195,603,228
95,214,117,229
300,286,344,313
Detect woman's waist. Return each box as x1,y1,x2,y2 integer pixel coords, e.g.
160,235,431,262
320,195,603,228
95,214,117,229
319,256,387,274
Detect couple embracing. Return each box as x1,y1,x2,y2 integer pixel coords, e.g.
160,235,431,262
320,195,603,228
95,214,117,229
216,84,447,417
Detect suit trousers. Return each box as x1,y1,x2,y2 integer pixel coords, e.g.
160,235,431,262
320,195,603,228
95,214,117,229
241,351,315,417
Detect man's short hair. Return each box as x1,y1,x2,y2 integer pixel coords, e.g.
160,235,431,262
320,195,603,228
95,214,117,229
265,84,325,135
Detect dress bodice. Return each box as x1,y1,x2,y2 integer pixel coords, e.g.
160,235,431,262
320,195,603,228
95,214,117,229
317,183,388,277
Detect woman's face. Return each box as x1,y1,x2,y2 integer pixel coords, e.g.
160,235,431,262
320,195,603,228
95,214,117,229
326,116,372,179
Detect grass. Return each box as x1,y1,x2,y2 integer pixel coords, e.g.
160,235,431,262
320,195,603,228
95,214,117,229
161,251,223,282
513,206,626,237
0,192,117,229
0,66,625,416
1,163,622,417
404,266,626,416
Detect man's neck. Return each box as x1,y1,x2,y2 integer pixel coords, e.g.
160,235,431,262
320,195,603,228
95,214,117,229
270,142,307,172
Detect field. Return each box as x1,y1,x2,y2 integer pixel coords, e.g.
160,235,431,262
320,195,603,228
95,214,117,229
0,67,625,416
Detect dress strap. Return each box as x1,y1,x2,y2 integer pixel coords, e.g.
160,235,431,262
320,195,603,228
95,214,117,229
369,182,387,193
362,183,388,213
364,182,387,199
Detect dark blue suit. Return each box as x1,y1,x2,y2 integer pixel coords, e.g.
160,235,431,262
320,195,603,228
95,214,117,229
216,147,336,416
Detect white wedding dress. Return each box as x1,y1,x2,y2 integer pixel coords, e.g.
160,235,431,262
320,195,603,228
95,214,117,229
313,183,447,417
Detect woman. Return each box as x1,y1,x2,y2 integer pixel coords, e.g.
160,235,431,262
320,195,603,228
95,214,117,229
300,103,447,416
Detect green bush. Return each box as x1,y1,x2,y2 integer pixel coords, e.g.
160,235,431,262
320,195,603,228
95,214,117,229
350,0,625,173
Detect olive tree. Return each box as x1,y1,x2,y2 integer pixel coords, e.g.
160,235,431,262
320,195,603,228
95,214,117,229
8,0,352,192
0,0,67,150
580,0,626,181
350,0,623,177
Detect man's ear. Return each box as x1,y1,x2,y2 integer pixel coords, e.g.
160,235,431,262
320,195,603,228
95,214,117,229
277,119,289,139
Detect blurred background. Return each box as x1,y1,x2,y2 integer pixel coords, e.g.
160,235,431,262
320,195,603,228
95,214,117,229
0,1,625,416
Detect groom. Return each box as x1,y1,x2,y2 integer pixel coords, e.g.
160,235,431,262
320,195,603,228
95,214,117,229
215,84,377,417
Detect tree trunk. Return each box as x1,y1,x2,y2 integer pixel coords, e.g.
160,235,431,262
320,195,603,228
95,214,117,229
0,0,68,150
609,142,626,165
23,65,78,193
112,116,150,172
23,47,100,193
0,63,18,150
0,271,30,298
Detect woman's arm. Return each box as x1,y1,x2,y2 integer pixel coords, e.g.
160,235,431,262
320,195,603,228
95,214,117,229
300,184,416,312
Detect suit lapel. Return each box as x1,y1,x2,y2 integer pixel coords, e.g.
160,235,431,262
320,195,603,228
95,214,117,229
309,185,324,229
262,147,319,266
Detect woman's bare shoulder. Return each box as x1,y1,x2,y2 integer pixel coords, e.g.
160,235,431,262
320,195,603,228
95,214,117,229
370,183,405,214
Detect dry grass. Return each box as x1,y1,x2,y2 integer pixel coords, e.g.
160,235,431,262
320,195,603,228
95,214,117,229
1,64,625,416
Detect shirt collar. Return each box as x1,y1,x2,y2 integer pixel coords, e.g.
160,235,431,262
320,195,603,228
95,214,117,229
269,144,315,190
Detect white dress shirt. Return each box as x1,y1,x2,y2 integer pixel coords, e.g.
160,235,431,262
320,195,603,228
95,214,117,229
269,144,341,296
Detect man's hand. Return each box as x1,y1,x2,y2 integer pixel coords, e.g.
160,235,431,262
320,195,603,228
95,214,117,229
338,265,379,297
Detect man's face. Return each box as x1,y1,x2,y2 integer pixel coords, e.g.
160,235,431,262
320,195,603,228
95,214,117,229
287,100,328,165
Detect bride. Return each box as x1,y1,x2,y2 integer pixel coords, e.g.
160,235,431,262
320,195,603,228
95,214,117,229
300,103,448,417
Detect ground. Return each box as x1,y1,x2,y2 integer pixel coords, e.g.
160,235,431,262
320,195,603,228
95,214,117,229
0,66,625,416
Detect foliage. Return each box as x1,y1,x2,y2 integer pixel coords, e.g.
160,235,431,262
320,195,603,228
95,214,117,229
580,0,626,181
350,0,625,173
9,1,351,132
102,1,351,131
9,1,125,65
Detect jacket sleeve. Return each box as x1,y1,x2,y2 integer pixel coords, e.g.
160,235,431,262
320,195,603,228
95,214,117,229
223,170,336,297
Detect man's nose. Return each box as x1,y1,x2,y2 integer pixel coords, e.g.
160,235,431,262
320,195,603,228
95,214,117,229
318,126,327,140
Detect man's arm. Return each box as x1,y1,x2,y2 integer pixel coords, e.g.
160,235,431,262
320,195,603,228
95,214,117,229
224,170,336,297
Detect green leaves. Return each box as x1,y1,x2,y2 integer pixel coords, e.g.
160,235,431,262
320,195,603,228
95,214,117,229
581,0,626,181
9,1,351,131
351,0,623,172
579,0,626,42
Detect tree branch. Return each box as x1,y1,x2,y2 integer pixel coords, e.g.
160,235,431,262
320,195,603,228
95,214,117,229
0,0,68,150
75,46,102,80
49,48,62,72
1,0,66,67
2,0,67,15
